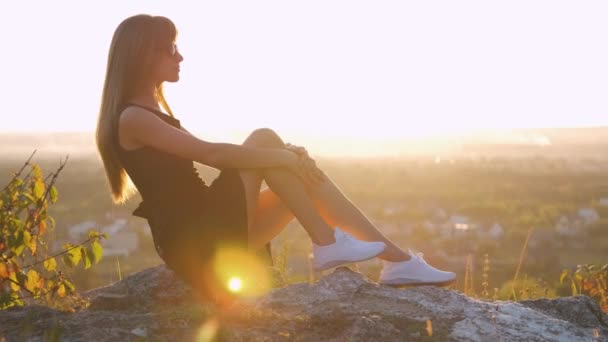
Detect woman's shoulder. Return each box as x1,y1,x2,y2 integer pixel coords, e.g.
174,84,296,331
119,104,180,127
117,104,190,155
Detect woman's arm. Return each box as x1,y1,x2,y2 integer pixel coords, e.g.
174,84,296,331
119,107,298,170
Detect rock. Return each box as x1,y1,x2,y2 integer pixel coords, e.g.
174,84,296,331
520,296,608,329
0,265,606,341
130,326,147,337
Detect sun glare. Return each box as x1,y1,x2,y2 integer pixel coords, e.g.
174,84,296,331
213,246,272,297
228,277,243,293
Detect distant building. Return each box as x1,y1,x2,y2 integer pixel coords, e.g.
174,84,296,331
68,220,97,239
100,218,128,235
68,218,139,256
450,215,470,231
98,218,138,256
555,216,581,236
577,208,600,225
102,231,139,257
479,223,504,239
489,223,504,238
446,215,471,238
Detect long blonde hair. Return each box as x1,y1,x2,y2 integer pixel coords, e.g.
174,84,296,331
96,14,177,204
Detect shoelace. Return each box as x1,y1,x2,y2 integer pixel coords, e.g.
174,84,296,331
339,231,354,247
336,229,362,248
408,249,429,265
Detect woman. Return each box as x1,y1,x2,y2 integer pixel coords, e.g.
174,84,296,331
96,14,455,306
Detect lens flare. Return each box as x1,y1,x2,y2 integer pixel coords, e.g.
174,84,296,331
213,246,272,297
228,277,243,292
196,318,219,342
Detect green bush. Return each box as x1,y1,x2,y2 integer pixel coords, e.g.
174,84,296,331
561,264,608,313
0,152,107,311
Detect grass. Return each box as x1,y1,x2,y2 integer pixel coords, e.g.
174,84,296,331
510,227,534,301
116,256,123,282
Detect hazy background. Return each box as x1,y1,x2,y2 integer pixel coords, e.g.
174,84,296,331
1,1,607,157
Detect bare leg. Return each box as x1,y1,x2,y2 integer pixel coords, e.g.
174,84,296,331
256,172,410,262
248,187,294,249
306,175,410,261
241,128,409,261
238,129,334,250
263,167,335,246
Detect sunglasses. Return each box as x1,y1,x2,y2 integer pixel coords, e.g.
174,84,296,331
158,43,179,57
168,43,179,57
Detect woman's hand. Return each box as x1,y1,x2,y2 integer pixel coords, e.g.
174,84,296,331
285,143,308,157
285,143,325,186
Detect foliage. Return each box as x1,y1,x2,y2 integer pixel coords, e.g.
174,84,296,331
561,264,608,313
0,151,107,311
497,277,556,301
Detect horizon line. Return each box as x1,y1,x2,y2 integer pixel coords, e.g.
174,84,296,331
2,124,608,136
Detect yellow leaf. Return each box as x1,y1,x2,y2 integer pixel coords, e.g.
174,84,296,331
49,185,58,203
560,269,569,284
28,234,37,256
67,246,81,267
32,164,42,179
26,269,41,293
23,231,31,246
33,179,45,199
57,284,66,298
91,240,103,264
46,280,56,301
23,231,36,255
9,272,20,291
64,279,75,292
81,247,92,269
44,258,57,272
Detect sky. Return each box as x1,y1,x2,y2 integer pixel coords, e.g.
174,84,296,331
1,1,607,147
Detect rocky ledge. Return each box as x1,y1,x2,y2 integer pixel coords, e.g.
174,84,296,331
1,265,607,341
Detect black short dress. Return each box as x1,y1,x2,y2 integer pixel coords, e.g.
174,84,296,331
115,103,268,297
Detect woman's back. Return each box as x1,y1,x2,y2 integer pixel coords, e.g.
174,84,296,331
115,103,209,221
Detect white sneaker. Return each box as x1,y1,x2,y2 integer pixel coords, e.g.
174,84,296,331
313,227,386,271
379,249,456,286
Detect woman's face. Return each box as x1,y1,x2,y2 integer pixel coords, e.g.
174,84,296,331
153,42,183,84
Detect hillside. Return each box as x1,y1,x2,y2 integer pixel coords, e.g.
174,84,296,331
0,266,606,341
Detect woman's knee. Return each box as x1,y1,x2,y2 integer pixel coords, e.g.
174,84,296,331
243,128,285,148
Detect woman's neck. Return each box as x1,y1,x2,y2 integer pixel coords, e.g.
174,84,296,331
129,83,161,109
129,95,160,110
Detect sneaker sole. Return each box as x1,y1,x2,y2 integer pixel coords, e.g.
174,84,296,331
379,277,456,287
314,250,384,271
